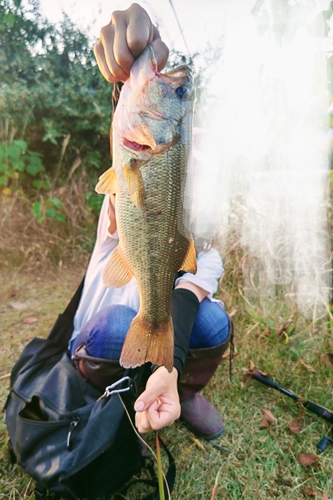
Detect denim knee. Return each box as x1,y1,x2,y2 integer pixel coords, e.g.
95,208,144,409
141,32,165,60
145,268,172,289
71,305,137,360
189,298,230,349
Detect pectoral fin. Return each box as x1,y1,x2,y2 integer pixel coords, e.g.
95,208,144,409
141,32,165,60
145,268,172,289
95,167,117,195
103,246,134,288
179,239,197,274
123,160,145,208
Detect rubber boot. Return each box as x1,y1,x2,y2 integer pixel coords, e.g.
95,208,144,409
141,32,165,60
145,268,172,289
178,319,233,440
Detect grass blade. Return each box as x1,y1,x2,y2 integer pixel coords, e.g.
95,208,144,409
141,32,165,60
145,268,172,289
156,432,165,500
211,469,220,500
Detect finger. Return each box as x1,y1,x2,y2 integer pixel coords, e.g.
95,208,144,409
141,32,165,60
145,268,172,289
146,404,176,430
94,40,115,83
135,388,160,412
99,22,129,82
125,4,153,58
111,11,134,79
135,410,152,433
151,30,169,71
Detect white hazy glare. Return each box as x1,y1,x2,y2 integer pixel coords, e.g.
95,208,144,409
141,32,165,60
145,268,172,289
189,0,331,319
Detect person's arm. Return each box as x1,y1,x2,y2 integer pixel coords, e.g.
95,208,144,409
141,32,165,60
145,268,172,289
134,249,224,432
94,3,169,83
135,287,200,432
175,281,208,302
175,248,224,298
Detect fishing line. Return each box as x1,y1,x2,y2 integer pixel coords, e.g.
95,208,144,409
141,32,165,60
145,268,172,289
118,394,171,500
167,0,191,57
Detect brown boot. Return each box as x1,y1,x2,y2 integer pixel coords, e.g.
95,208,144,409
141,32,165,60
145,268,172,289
72,345,125,391
178,319,233,440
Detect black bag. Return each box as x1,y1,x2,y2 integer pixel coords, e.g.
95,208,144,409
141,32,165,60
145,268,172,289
4,278,175,500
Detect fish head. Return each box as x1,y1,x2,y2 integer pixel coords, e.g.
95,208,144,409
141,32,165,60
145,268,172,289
113,46,194,158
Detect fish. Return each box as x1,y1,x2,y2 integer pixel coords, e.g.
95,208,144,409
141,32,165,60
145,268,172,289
95,46,196,372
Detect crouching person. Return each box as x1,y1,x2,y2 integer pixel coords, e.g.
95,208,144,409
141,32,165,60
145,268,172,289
70,192,232,440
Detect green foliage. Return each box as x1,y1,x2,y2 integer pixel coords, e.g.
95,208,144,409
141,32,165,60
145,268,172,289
0,0,112,195
31,196,66,223
86,189,104,215
0,138,44,186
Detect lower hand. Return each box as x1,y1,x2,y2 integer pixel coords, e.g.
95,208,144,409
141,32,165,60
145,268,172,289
134,366,180,432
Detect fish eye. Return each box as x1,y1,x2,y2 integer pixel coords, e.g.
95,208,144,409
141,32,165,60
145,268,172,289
176,86,187,98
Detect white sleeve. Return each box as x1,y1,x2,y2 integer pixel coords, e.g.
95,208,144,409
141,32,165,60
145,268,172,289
174,247,224,297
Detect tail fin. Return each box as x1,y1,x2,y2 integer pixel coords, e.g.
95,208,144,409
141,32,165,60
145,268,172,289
120,315,174,373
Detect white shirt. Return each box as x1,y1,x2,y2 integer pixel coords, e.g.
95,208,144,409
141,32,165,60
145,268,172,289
71,195,224,344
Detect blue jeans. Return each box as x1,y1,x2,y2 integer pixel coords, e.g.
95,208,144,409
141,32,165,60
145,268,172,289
70,299,230,359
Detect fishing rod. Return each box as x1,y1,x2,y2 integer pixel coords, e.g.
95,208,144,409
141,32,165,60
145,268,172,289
249,370,333,452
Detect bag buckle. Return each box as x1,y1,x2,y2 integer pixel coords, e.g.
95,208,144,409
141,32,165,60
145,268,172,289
98,376,132,401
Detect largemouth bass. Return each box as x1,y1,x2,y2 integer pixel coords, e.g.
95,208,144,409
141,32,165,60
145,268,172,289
95,46,196,372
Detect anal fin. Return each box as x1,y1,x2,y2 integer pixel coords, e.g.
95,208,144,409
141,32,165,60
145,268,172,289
103,246,134,288
120,315,174,372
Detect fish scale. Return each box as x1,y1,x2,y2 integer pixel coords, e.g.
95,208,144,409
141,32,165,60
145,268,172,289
95,46,196,371
117,144,187,321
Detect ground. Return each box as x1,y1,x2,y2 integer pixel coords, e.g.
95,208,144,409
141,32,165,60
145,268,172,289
0,265,332,500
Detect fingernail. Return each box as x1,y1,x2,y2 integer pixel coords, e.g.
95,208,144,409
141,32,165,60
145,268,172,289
134,400,145,412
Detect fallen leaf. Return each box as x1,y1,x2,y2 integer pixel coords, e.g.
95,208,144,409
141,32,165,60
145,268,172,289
303,487,319,497
190,435,205,451
298,453,319,467
10,299,38,310
299,358,316,373
259,409,276,428
22,316,38,324
258,325,272,343
289,419,303,434
322,353,333,370
259,419,270,428
221,348,231,360
322,493,328,500
249,359,256,371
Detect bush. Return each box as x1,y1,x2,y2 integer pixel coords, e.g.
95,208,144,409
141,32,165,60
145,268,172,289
0,0,112,196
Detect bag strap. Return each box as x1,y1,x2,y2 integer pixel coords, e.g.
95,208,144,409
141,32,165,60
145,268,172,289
63,276,85,319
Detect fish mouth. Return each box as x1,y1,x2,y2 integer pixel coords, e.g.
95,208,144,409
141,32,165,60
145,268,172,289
123,138,152,152
122,137,175,154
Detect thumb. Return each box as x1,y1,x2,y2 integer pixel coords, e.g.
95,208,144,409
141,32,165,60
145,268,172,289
134,388,157,412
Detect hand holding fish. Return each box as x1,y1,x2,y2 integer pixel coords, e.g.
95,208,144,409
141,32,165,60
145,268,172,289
94,3,169,82
134,367,180,432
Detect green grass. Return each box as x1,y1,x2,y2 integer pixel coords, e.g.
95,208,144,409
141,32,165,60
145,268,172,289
0,258,332,499
0,185,332,499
